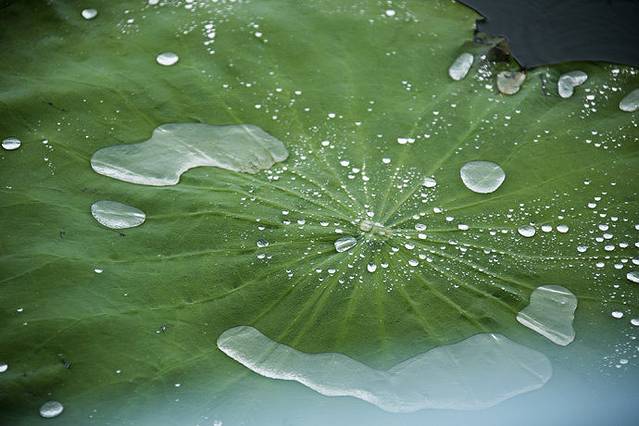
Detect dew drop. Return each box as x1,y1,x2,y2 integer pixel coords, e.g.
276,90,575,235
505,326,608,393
334,236,357,253
156,52,179,66
496,71,526,95
0,362,7,373
612,311,624,319
2,137,21,151
576,245,588,253
448,53,474,81
408,259,419,267
517,225,535,238
460,161,506,194
541,225,552,233
367,263,377,273
557,71,588,98
422,177,437,188
631,319,639,327
91,200,146,230
556,224,569,234
81,8,98,20
627,271,639,284
457,224,469,231
39,401,64,419
256,239,269,248
619,88,639,112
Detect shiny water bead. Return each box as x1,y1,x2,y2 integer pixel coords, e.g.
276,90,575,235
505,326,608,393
256,239,269,248
557,71,588,98
2,137,21,151
91,200,146,230
448,53,474,81
81,8,98,20
39,401,64,418
497,71,526,95
627,271,639,284
612,311,624,319
619,88,639,112
422,177,437,188
517,225,535,238
460,161,506,193
156,52,179,66
556,224,569,234
334,236,357,253
0,362,7,373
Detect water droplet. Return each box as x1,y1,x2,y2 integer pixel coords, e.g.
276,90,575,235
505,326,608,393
39,401,64,418
148,0,159,4
577,245,588,253
422,177,437,188
557,71,587,98
627,271,639,284
156,52,179,66
367,263,377,273
460,161,506,194
631,318,639,327
334,236,357,253
457,224,469,231
517,225,535,238
385,9,396,17
619,88,639,112
612,311,624,319
517,285,577,346
2,137,21,151
91,124,288,186
256,239,269,248
541,225,552,233
496,71,526,95
0,362,7,373
81,8,98,20
448,53,474,81
91,200,146,230
415,223,426,231
408,259,419,267
217,326,551,412
556,224,569,234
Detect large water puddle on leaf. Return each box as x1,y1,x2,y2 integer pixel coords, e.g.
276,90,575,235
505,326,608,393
91,123,288,186
517,285,577,346
218,326,552,412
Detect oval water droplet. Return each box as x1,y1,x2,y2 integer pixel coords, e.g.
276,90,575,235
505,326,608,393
422,177,437,188
91,201,146,230
556,224,569,234
334,236,357,253
517,225,536,238
497,71,526,95
619,88,639,112
2,137,21,151
0,362,7,373
576,245,588,253
367,263,377,273
612,311,624,319
81,8,97,20
156,52,179,66
460,161,506,194
627,271,639,284
557,71,588,98
256,239,269,248
39,401,64,418
448,53,474,81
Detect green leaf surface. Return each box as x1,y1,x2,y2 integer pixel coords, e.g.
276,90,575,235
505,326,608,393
1,0,638,425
